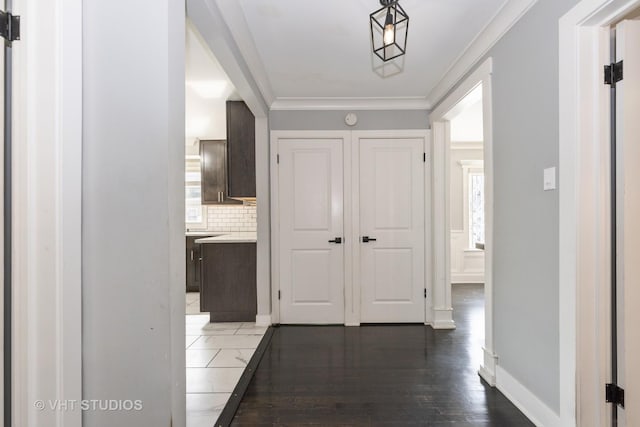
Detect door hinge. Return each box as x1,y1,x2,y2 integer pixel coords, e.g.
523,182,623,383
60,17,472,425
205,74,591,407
605,383,625,407
278,290,281,300
604,61,623,86
424,289,427,298
277,154,280,164
0,10,20,42
423,152,426,162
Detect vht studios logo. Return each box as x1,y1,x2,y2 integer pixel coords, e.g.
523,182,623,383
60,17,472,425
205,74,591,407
34,399,143,412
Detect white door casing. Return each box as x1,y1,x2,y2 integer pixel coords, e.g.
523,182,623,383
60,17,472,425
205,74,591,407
278,138,346,324
615,18,640,427
358,136,426,323
271,130,430,325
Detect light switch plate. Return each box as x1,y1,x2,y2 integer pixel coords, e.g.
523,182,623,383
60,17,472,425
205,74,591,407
544,167,556,191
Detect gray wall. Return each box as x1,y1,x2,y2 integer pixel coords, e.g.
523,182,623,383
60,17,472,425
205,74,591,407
439,0,580,413
82,1,185,426
270,109,429,130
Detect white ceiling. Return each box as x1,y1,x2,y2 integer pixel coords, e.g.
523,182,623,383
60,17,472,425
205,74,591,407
185,22,240,146
220,0,508,103
451,99,483,142
450,84,483,142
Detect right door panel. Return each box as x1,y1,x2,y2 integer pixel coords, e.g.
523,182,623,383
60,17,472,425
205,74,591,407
359,137,425,323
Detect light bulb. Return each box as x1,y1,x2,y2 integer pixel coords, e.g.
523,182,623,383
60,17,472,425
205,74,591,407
383,11,395,46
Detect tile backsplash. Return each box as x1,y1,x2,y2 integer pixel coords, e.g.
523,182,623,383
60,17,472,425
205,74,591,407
206,204,256,232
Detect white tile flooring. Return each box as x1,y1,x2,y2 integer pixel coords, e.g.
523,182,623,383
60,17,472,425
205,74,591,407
186,292,202,315
185,309,267,427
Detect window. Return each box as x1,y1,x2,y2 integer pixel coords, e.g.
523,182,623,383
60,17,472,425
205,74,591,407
185,157,207,228
469,172,485,248
459,159,484,249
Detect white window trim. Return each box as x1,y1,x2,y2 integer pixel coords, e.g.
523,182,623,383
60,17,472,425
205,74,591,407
185,157,207,230
459,160,484,250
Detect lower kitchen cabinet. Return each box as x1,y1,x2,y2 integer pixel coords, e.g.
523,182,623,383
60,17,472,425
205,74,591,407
185,236,202,292
200,243,257,322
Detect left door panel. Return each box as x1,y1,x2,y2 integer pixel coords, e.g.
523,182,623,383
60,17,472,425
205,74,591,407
278,139,345,324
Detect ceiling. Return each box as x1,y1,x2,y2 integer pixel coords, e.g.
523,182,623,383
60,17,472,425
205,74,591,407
450,85,483,142
218,0,508,105
451,99,483,142
185,22,240,145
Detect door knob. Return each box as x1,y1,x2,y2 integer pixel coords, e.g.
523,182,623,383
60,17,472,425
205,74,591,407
328,237,343,244
362,236,377,243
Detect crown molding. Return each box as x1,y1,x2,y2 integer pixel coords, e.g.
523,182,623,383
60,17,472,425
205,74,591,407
214,0,276,106
214,0,537,113
426,0,539,109
270,96,431,111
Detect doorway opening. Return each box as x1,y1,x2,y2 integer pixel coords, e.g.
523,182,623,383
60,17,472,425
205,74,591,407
448,85,485,286
430,58,496,384
183,20,265,426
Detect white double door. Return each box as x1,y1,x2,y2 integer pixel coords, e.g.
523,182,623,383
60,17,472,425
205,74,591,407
277,132,426,324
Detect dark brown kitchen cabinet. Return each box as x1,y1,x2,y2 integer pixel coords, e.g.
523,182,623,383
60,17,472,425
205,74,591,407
199,140,241,205
226,101,256,198
200,243,257,322
185,236,202,292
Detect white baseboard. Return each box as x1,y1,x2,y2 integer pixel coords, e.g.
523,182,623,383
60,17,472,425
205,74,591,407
495,366,561,427
432,308,456,329
255,314,272,327
478,347,498,386
451,273,485,284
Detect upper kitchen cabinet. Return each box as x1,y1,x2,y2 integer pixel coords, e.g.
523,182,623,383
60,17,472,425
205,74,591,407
226,101,256,199
200,140,241,205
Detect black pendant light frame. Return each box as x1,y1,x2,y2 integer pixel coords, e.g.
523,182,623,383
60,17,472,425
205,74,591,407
370,0,409,62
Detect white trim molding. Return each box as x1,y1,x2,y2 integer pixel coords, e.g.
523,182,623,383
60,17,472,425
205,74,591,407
432,309,456,329
479,348,498,386
430,58,495,383
496,366,562,427
12,0,83,425
213,0,276,106
426,0,538,107
270,97,430,111
213,0,535,113
187,0,269,118
255,314,272,327
559,0,640,426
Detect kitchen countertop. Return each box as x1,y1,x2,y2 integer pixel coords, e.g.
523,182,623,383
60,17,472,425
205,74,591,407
194,232,257,244
185,231,220,237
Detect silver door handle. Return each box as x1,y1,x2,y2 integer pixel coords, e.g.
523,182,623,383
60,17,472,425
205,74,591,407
190,250,194,261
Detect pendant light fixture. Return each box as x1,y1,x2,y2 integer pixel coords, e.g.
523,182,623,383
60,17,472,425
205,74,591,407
370,0,409,62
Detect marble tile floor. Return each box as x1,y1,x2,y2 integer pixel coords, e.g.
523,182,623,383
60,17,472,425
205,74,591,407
185,314,267,427
186,292,203,315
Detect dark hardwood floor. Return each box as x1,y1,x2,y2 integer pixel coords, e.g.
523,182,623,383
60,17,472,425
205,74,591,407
231,284,533,426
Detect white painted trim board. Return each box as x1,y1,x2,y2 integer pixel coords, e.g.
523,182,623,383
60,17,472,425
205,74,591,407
11,0,83,425
429,57,496,386
496,366,561,427
559,0,640,425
